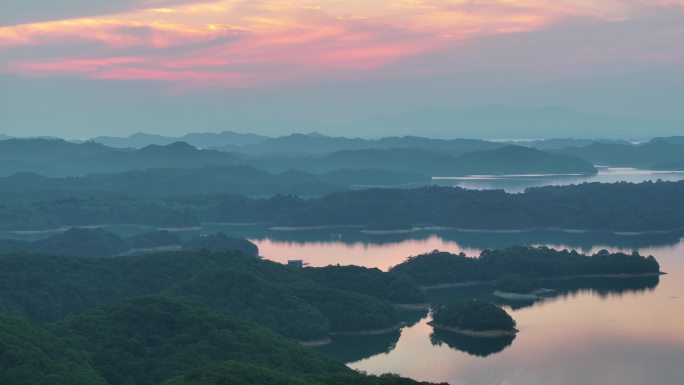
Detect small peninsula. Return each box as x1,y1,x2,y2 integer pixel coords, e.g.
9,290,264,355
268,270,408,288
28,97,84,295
428,300,518,337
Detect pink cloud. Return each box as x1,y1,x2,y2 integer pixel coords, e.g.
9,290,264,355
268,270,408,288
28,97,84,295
0,1,682,88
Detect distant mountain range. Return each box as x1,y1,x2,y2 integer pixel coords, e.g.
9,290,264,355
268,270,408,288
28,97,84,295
506,138,632,150
86,130,647,156
650,136,684,145
355,106,684,139
92,131,268,149
1,134,684,193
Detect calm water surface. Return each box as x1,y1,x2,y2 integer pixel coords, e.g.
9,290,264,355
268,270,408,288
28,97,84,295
433,167,684,192
288,236,683,385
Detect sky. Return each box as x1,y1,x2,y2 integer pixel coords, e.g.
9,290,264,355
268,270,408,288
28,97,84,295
1,0,684,139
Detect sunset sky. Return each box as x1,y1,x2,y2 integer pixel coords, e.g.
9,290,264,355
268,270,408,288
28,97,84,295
2,0,684,138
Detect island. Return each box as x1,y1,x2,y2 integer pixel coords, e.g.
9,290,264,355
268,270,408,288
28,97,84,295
428,300,518,337
389,246,662,288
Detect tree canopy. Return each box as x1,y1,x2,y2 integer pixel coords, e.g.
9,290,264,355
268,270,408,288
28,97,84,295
431,300,516,332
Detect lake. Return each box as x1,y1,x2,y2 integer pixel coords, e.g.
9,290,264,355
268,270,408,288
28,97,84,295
247,228,684,385
433,167,684,192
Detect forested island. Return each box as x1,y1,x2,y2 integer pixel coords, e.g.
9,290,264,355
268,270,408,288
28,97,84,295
389,246,661,287
429,300,518,337
2,181,684,232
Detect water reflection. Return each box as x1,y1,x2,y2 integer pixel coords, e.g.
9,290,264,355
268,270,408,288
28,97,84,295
317,331,402,364
320,275,663,364
317,310,428,363
426,275,661,312
343,241,684,385
4,223,683,269
433,167,684,193
429,329,516,357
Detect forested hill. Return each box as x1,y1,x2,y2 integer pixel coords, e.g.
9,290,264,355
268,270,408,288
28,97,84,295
1,298,440,385
0,229,257,258
0,138,595,179
0,250,414,341
1,181,682,232
249,145,596,175
0,167,429,198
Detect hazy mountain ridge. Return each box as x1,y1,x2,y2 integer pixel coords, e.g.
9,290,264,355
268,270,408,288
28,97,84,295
0,138,598,180
554,141,684,168
87,129,639,156
0,140,243,177
93,130,269,149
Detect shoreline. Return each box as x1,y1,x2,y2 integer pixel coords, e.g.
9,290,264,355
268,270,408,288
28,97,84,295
299,322,407,346
0,223,203,235
427,321,518,337
493,290,541,300
269,225,365,231
202,221,269,226
116,245,183,257
299,337,332,347
393,303,430,311
329,322,406,336
2,223,684,236
421,272,665,290
362,225,684,236
361,226,451,235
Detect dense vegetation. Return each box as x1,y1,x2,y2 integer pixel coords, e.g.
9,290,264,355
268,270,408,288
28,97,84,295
0,317,107,385
431,300,516,332
182,233,259,256
0,250,408,340
389,246,660,286
0,167,432,198
0,229,260,258
3,181,684,232
0,228,181,257
167,268,330,340
0,259,438,385
64,296,346,385
494,275,536,294
164,361,445,385
303,265,428,304
0,296,431,385
293,286,398,333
